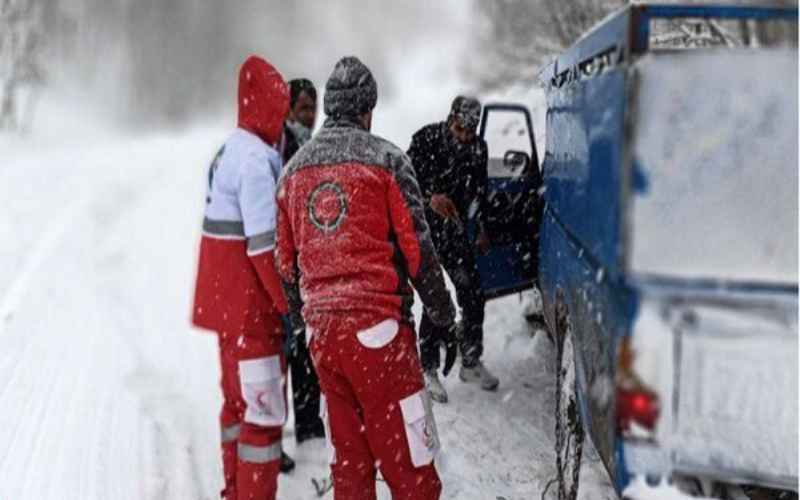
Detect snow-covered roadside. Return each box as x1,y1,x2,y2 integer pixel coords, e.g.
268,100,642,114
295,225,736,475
0,125,225,499
0,105,615,500
0,0,620,494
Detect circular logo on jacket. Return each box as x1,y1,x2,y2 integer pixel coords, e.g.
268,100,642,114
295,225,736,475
308,181,348,234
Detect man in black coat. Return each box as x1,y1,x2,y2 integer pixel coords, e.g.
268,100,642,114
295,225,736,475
407,96,499,403
283,78,317,161
282,78,326,448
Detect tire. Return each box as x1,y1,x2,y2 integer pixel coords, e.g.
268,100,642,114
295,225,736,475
554,307,584,500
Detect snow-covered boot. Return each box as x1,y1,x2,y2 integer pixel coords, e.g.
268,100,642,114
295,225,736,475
459,361,499,391
522,287,544,323
425,369,449,403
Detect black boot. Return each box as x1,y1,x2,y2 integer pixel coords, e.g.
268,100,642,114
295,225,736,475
296,420,326,444
280,451,295,474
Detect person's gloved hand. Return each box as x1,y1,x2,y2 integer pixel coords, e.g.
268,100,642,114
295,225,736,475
430,194,459,220
440,323,459,377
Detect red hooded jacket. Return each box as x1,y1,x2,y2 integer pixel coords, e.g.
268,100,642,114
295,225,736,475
237,56,287,146
192,56,290,337
275,118,456,335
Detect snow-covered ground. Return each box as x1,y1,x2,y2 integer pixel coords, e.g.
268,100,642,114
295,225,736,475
0,91,618,499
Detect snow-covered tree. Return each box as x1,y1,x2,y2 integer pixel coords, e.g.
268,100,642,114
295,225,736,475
0,0,53,132
56,0,428,128
468,0,625,90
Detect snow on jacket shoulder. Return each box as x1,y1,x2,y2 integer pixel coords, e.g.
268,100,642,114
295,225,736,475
192,128,288,335
275,119,456,333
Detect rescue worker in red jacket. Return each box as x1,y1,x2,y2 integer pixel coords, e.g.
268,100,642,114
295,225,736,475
276,56,457,500
192,55,290,500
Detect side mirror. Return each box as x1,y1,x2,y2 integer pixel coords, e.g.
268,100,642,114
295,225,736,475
503,150,530,174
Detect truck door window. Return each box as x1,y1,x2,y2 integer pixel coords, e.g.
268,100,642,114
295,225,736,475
482,108,535,179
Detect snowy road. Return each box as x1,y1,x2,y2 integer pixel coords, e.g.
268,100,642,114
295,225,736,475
0,126,616,499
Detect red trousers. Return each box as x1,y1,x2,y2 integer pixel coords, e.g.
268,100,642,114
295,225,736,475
309,318,442,500
217,329,285,500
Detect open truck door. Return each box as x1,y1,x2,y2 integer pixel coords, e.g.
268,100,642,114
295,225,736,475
475,103,543,299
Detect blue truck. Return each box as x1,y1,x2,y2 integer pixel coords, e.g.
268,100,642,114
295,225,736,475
474,4,798,499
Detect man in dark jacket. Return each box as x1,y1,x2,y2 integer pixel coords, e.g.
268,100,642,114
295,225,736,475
407,96,499,403
283,78,317,161
281,78,326,447
276,56,456,500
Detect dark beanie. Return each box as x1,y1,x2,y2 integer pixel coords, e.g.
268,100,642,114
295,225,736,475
324,56,378,119
449,95,482,131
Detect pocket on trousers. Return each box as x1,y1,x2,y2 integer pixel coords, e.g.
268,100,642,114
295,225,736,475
319,396,336,464
239,355,286,427
356,319,399,349
399,390,439,467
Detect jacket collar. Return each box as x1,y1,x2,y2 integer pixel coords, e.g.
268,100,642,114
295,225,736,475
323,115,367,131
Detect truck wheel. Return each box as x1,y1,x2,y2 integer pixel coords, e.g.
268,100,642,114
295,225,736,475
554,307,584,500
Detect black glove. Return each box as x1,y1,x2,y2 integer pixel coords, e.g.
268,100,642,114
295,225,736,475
441,323,458,377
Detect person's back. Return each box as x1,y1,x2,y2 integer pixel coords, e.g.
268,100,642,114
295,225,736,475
279,125,440,331
194,93,287,336
277,66,452,335
194,57,291,334
276,56,455,500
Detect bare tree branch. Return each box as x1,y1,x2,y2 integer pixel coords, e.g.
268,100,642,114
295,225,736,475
467,0,625,91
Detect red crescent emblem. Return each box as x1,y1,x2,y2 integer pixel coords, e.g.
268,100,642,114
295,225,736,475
308,182,348,233
256,390,269,408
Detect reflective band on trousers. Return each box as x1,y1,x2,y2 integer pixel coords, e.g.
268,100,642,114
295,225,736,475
221,424,241,443
238,442,282,464
246,230,276,254
203,217,245,237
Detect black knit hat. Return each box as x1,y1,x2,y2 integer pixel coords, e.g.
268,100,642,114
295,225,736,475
324,56,378,119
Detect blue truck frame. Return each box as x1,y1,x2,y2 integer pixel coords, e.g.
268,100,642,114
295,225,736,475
535,3,797,493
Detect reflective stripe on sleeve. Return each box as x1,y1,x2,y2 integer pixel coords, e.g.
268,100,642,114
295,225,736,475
221,424,241,443
246,230,276,255
203,218,245,237
237,442,282,464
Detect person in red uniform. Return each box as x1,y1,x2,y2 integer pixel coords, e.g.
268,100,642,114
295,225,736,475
192,55,290,500
276,56,457,500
